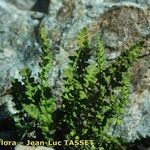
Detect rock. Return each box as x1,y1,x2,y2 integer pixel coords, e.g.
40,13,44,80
0,1,43,89
43,0,149,55
15,145,35,150
89,6,149,59
4,0,37,10
104,0,150,7
0,0,43,125
15,145,54,150
35,146,54,150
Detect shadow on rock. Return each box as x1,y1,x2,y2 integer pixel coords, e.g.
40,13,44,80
31,0,51,14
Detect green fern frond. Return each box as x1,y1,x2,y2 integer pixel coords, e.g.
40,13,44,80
77,27,89,49
11,26,56,141
38,25,53,87
97,37,106,71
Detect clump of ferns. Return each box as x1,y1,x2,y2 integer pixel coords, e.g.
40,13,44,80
11,26,56,141
10,26,143,150
55,27,143,150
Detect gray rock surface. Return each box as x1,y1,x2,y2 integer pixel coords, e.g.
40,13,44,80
0,0,44,88
4,0,37,10
0,0,149,143
15,145,54,150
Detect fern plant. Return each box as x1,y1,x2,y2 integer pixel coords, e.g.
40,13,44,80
11,26,56,141
10,26,143,150
55,27,143,150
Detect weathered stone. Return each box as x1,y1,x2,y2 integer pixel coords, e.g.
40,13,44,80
15,145,54,150
0,1,43,89
4,0,37,10
90,6,149,48
104,0,150,7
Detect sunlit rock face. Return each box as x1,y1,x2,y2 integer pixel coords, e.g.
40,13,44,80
4,0,37,10
0,0,149,142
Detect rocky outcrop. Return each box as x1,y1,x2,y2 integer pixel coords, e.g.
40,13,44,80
0,0,149,144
